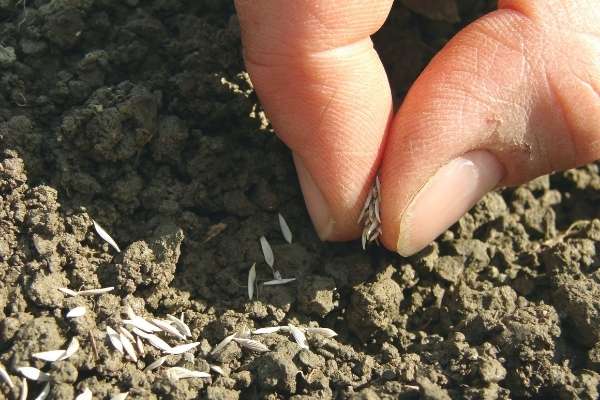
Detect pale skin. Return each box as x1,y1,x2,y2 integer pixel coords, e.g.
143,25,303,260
235,0,600,256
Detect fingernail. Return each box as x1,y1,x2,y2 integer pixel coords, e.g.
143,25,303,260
293,154,335,241
397,150,504,256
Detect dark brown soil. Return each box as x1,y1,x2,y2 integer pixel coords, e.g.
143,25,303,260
1,1,600,399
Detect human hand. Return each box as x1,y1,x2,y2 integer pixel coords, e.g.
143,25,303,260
234,0,600,256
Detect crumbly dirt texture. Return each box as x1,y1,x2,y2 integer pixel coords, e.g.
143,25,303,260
1,1,600,399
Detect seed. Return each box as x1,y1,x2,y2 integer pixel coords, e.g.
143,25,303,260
33,382,50,400
143,356,167,372
150,319,186,340
92,220,121,252
0,363,14,389
123,317,162,333
288,324,309,350
61,337,79,360
259,236,274,268
252,326,283,335
165,367,210,381
233,338,269,353
135,336,145,356
106,326,124,354
210,365,226,376
167,342,200,355
118,327,136,343
110,392,129,400
58,287,78,297
32,350,67,363
262,278,296,286
19,378,27,400
119,333,138,362
75,387,92,400
248,263,256,300
304,327,338,338
166,314,191,337
124,304,137,320
210,333,236,355
17,367,50,381
278,213,293,244
78,287,114,296
66,306,87,318
143,333,172,353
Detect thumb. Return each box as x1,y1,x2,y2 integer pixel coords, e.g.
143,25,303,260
379,0,600,255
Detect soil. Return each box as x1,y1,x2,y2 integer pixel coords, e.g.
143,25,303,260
1,0,600,399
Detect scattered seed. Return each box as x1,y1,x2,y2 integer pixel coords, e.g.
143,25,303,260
66,306,86,318
259,236,274,268
262,278,296,286
118,327,136,343
123,317,162,333
278,213,293,243
75,387,92,400
110,393,129,400
17,367,50,382
143,356,167,372
248,263,256,300
288,324,309,350
252,326,283,335
165,367,210,381
0,363,14,389
166,314,191,337
19,378,27,400
33,382,50,400
62,337,80,360
210,365,226,376
142,333,172,353
124,304,137,319
150,319,186,340
58,287,78,297
106,326,124,354
233,338,269,353
167,342,200,355
135,336,145,356
304,327,338,338
78,287,114,296
92,220,121,252
210,333,237,355
32,350,67,363
119,333,138,362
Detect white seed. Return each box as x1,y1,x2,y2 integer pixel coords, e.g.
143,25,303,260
106,326,124,354
32,350,67,362
78,287,114,296
259,236,274,268
92,219,121,252
233,338,269,353
75,387,92,400
123,317,162,333
288,324,309,350
248,263,256,300
61,337,80,360
58,287,78,297
118,327,136,343
210,333,237,355
143,356,167,372
150,319,186,340
210,365,226,376
278,213,293,244
166,314,191,337
143,333,172,353
262,278,296,286
165,367,210,381
17,367,50,381
135,336,145,356
19,378,27,400
33,382,50,400
119,333,138,362
304,327,338,338
0,363,14,389
252,326,283,335
110,393,129,400
124,304,137,320
166,342,200,355
66,306,87,318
